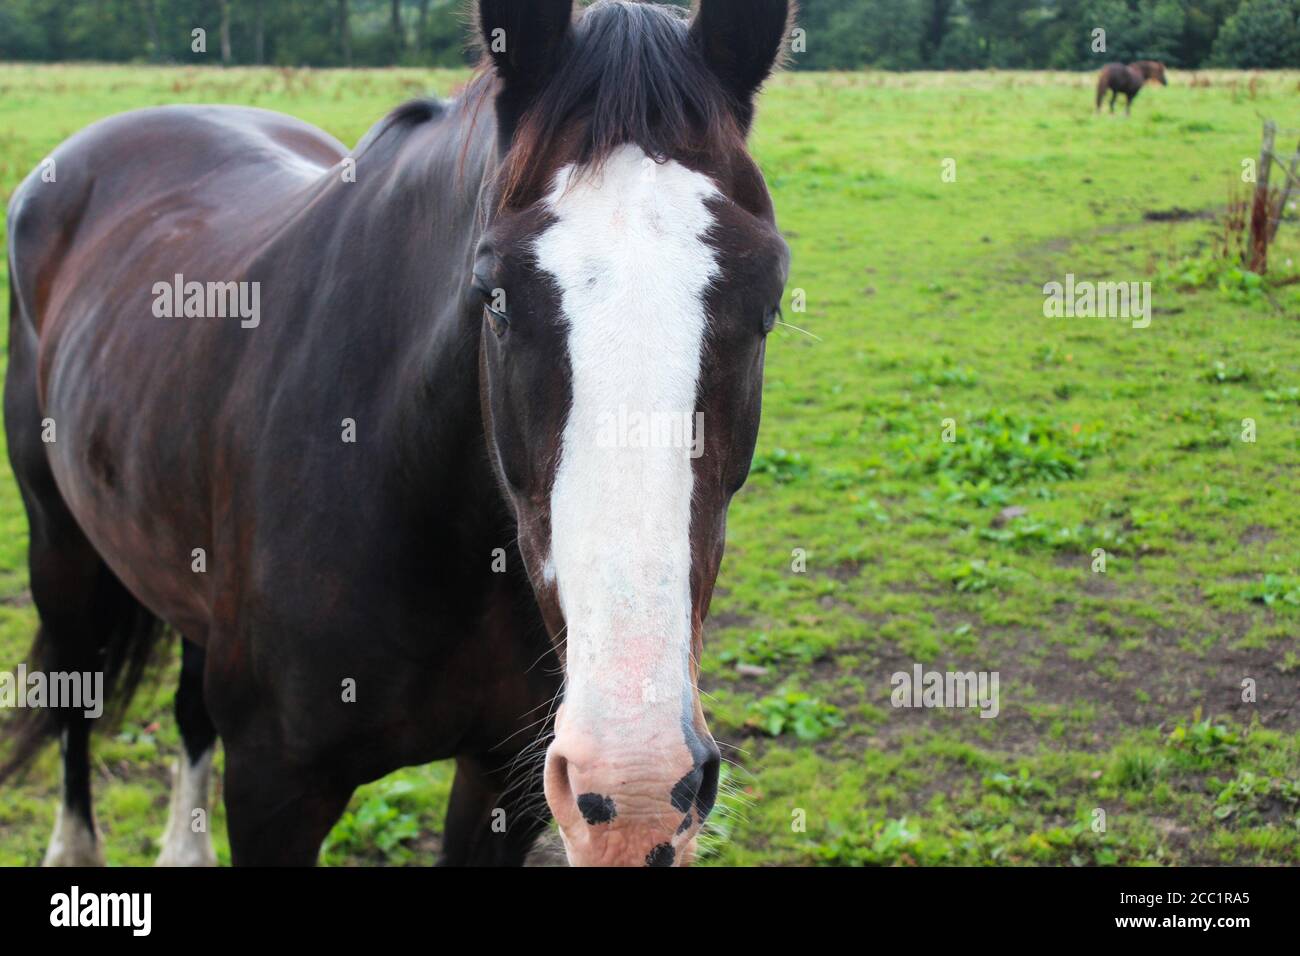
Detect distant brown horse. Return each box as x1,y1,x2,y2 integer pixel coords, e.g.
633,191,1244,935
1096,61,1167,115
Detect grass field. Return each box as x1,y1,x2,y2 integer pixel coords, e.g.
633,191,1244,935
1,63,1299,866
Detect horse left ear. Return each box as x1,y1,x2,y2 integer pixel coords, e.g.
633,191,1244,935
690,0,792,129
478,0,573,94
478,0,573,148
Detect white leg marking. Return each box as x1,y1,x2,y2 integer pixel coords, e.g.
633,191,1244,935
535,145,720,730
43,728,104,867
43,802,105,867
155,747,218,867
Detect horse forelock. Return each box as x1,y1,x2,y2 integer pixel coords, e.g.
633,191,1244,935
488,0,746,211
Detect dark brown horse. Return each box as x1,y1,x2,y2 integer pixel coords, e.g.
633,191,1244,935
2,0,792,867
1096,60,1167,115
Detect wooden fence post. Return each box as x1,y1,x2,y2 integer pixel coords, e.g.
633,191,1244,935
1269,138,1299,242
1247,121,1275,274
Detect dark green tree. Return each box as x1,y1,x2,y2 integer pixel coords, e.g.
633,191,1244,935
0,0,1280,71
1211,0,1300,65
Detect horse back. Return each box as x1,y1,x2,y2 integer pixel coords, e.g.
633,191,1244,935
1097,62,1141,95
8,105,344,342
6,106,352,639
7,95,499,638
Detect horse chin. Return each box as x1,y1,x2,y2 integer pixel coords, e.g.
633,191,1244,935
557,822,701,868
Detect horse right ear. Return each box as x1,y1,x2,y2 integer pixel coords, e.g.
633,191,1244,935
690,0,792,131
478,0,573,94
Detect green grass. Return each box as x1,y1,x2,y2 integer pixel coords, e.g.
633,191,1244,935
1,64,1298,866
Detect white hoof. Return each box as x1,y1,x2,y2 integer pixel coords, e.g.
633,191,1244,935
43,806,105,867
155,837,218,867
155,751,218,867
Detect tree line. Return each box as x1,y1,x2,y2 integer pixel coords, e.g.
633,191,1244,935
1,0,1296,70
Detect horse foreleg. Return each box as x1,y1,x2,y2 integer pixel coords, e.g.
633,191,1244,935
223,741,354,866
439,752,551,866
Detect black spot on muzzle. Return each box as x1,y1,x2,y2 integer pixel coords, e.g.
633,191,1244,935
645,843,676,867
577,792,617,825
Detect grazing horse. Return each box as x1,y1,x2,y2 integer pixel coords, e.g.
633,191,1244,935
1096,60,1167,115
1,0,792,867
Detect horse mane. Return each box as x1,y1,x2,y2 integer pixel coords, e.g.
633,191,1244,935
352,97,448,157
484,0,746,209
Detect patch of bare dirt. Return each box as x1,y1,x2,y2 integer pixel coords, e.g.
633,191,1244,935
706,610,753,633
1238,524,1277,547
1143,207,1215,222
724,569,1300,765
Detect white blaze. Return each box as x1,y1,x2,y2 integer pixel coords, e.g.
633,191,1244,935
535,145,719,732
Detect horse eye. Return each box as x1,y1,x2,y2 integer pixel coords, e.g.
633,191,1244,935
484,304,509,338
473,275,510,338
763,306,781,335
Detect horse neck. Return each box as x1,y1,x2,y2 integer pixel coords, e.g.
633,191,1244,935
379,90,508,532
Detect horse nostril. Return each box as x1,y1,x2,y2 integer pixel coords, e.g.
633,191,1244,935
696,749,721,819
672,747,721,821
546,752,573,812
548,748,620,826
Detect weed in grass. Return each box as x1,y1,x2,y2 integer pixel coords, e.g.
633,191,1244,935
747,692,845,742
1166,711,1241,769
1243,574,1300,609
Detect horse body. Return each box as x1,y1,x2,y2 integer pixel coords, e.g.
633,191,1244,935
4,0,792,867
8,93,560,863
1096,60,1167,115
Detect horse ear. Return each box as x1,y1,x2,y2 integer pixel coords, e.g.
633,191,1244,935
478,0,574,93
690,0,792,128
